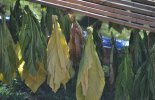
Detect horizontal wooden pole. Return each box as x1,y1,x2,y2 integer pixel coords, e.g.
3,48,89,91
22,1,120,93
99,0,155,17
132,0,155,7
108,0,155,11
32,0,155,32
66,0,155,27
75,0,155,22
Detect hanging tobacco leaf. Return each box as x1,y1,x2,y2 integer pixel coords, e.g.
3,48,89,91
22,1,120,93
0,16,17,83
133,32,155,100
148,32,155,48
93,21,104,65
45,7,53,36
16,43,46,93
9,0,23,43
9,13,19,43
109,22,124,33
108,32,121,86
143,31,149,55
17,6,47,92
41,9,49,39
151,45,155,73
61,14,72,43
76,26,105,100
69,14,84,67
11,0,22,25
47,15,74,93
109,33,115,85
115,48,134,100
129,29,146,73
78,16,98,29
18,6,46,76
133,58,155,100
45,6,67,37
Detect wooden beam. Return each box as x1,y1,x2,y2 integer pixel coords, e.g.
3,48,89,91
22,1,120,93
32,0,155,32
108,0,155,11
132,0,155,6
66,0,155,27
75,0,155,22
98,0,155,17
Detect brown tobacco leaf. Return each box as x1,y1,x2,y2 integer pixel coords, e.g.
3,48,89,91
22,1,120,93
69,20,84,66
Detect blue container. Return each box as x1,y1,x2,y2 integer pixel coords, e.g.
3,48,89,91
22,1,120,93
83,31,129,49
102,36,129,49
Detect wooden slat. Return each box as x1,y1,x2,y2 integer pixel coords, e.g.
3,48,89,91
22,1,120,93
32,0,155,32
108,0,155,11
98,0,155,17
77,0,155,22
66,0,155,27
132,0,155,6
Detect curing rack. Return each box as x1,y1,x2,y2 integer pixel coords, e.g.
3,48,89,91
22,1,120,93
32,0,155,32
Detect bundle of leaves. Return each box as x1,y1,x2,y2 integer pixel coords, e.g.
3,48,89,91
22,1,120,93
129,30,147,73
17,6,47,93
0,15,17,83
115,48,134,100
132,32,155,100
133,56,155,100
9,0,23,43
18,6,46,76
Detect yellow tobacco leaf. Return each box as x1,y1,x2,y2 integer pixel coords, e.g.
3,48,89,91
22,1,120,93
0,73,3,81
47,15,74,93
76,27,105,100
16,44,46,93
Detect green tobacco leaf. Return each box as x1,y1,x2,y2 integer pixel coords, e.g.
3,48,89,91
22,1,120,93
93,21,104,65
45,7,53,35
9,0,23,43
45,6,66,36
0,16,17,83
61,14,71,43
129,29,146,73
109,32,121,85
133,58,155,100
109,22,124,33
9,13,19,43
133,33,155,100
12,0,22,25
41,9,49,39
115,48,134,100
19,6,46,76
149,45,155,99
